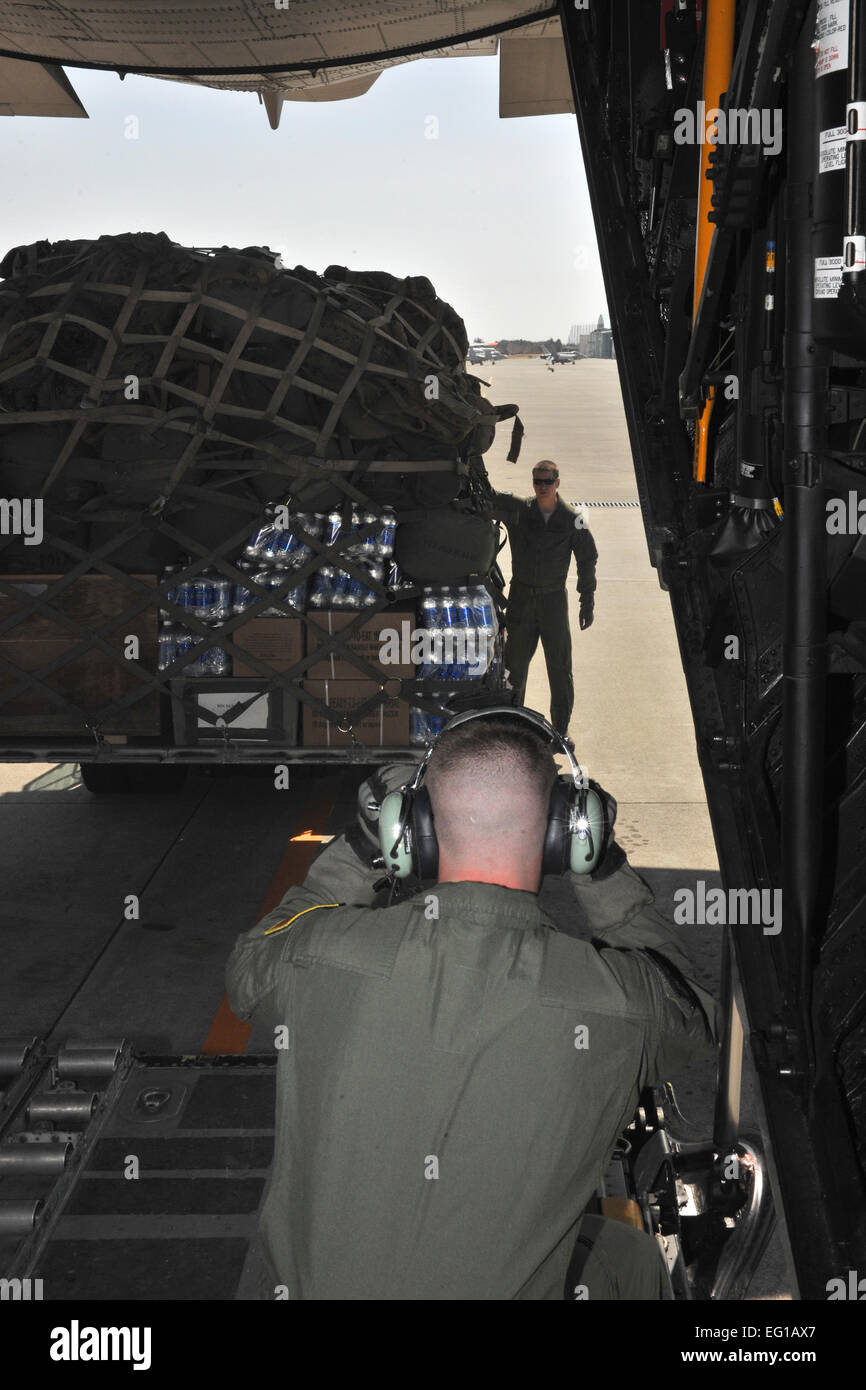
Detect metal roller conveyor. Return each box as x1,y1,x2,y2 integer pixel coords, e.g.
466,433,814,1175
27,1092,98,1126
0,1199,44,1237
56,1041,126,1080
0,1037,39,1077
0,1138,73,1174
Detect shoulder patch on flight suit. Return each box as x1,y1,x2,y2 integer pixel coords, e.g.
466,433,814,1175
263,903,341,936
572,505,589,530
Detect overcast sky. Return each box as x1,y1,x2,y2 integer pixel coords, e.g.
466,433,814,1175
2,51,609,341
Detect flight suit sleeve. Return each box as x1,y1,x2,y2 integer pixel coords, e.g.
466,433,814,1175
224,832,383,1020
485,490,521,525
225,761,416,1020
568,848,720,1079
571,516,598,595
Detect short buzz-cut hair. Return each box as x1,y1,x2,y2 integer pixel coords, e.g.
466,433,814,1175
425,715,558,815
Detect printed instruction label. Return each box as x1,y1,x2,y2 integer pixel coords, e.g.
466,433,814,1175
819,126,848,172
814,256,844,299
814,0,849,76
196,690,269,729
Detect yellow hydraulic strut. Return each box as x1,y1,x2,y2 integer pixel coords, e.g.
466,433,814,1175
693,0,736,481
694,383,716,483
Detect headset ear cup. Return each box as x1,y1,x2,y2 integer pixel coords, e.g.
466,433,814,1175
411,786,438,880
542,777,572,876
379,790,414,879
568,786,607,875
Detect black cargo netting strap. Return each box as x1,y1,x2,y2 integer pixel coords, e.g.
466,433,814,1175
0,234,509,743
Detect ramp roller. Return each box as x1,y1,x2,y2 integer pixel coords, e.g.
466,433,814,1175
0,1139,72,1174
56,1041,125,1079
27,1092,98,1126
0,1199,44,1237
0,1037,39,1077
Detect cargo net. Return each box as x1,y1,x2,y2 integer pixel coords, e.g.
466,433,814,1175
0,233,518,750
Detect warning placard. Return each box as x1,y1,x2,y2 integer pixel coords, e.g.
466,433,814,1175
814,0,849,76
814,256,844,299
819,126,848,173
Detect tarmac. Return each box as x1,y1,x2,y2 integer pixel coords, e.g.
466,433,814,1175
0,357,793,1298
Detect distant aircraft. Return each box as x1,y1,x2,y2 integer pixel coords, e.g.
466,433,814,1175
467,342,506,364
542,347,582,364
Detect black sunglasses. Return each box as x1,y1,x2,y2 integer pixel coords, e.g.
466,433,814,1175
533,476,558,487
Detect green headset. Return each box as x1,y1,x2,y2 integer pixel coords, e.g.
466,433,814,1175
377,706,611,881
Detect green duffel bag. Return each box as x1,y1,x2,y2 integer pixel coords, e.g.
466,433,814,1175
394,507,496,583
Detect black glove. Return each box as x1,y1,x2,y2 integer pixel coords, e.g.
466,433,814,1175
579,594,594,630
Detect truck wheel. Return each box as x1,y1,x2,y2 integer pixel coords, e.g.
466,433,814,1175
79,763,132,794
127,765,188,794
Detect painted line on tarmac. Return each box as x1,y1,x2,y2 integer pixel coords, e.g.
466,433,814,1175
570,499,641,507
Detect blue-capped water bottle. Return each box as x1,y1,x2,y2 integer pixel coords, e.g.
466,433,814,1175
192,570,217,623
438,587,461,680
177,629,207,677
233,562,254,616
356,561,384,608
409,708,428,747
344,569,366,609
420,585,440,629
438,586,457,628
158,566,178,621
264,526,292,566
292,511,321,564
475,585,497,633
375,507,397,559
360,513,379,560
469,585,496,673
158,622,178,672
420,586,444,678
211,575,233,623
455,586,474,629
175,574,195,616
449,587,472,681
324,511,343,548
331,569,352,609
264,568,306,616
174,628,193,672
249,567,279,617
244,510,276,561
310,566,334,608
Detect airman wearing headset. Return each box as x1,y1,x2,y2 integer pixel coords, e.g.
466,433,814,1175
226,709,719,1301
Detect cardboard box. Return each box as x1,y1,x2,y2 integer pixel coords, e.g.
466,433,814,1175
305,610,416,679
230,616,304,678
0,573,159,733
302,678,410,748
170,678,298,745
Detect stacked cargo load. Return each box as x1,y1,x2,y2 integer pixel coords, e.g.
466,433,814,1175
0,233,521,761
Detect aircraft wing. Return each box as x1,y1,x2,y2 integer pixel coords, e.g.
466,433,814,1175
0,1,561,126
0,57,87,117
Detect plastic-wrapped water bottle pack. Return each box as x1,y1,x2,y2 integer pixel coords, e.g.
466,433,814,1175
409,582,499,745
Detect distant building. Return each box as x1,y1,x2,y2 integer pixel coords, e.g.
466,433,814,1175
568,315,615,359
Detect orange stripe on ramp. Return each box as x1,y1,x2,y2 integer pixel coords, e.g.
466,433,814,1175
201,777,340,1056
201,992,251,1057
